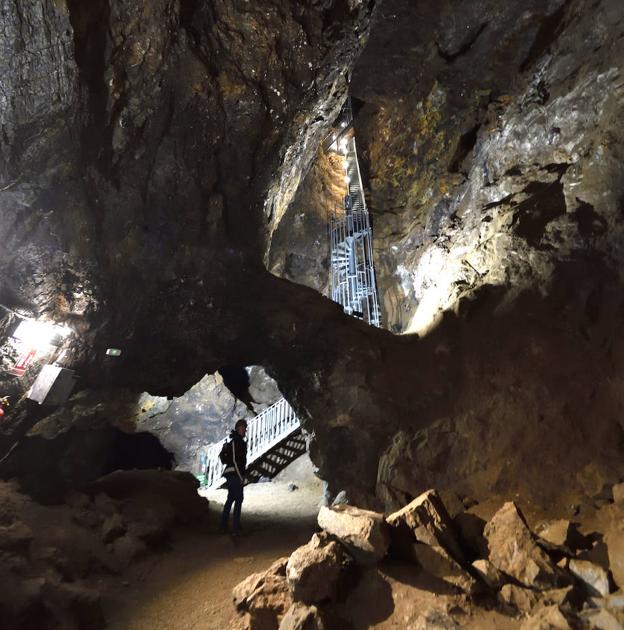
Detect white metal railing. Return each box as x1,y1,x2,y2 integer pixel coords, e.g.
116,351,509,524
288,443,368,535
197,397,300,489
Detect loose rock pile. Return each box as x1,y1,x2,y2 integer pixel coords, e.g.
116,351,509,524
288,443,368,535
0,470,210,630
232,488,624,629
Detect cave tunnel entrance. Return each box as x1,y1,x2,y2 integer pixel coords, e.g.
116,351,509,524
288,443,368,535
218,364,253,408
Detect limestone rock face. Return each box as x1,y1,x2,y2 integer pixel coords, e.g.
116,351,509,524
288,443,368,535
484,502,565,589
286,534,350,605
2,0,624,525
317,505,389,565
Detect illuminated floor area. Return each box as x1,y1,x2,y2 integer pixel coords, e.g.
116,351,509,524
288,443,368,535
102,461,323,629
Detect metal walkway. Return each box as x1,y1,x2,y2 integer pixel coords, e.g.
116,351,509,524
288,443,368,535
198,397,305,489
198,99,381,489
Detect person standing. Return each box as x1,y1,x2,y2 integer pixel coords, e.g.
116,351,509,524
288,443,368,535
220,419,248,535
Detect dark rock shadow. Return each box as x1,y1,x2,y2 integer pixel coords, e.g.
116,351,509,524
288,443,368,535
339,567,395,629
380,558,459,596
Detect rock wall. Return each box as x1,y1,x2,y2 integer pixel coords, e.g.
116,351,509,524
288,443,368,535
1,0,624,516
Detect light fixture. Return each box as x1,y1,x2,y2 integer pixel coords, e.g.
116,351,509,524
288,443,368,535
12,320,71,350
341,121,347,128
345,175,351,184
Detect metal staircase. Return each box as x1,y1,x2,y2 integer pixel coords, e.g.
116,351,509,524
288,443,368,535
328,102,382,327
198,97,381,490
198,397,305,490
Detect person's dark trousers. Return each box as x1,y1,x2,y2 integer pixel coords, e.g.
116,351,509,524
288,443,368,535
221,472,244,532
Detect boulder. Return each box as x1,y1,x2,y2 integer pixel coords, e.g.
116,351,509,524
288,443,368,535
538,520,571,548
577,540,611,572
101,513,126,544
317,505,389,565
520,605,572,629
233,558,293,630
537,520,589,553
568,559,610,597
605,523,624,590
484,502,566,589
613,483,624,504
586,591,624,627
387,490,465,563
111,534,147,569
472,559,506,589
580,608,622,630
278,603,326,630
411,542,477,594
0,521,33,552
42,580,105,630
286,534,351,604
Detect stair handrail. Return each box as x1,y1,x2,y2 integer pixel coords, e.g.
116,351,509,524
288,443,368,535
198,396,300,489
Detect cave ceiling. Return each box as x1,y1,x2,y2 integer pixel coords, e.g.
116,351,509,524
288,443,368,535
1,0,624,508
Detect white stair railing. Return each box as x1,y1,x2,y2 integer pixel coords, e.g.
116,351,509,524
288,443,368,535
198,397,300,489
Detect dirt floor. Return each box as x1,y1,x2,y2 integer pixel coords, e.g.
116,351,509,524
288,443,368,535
99,458,521,629
102,464,323,629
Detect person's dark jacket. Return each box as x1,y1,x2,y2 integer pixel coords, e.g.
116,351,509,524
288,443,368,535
224,430,247,479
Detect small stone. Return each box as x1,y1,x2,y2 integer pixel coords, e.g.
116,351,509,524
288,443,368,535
580,608,621,630
317,505,389,565
472,559,505,589
331,491,348,506
568,558,610,596
520,605,572,629
286,533,350,604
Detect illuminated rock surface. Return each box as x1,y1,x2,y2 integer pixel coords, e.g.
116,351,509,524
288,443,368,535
1,1,624,626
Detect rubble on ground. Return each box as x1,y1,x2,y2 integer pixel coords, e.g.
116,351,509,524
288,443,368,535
0,471,209,630
233,485,624,629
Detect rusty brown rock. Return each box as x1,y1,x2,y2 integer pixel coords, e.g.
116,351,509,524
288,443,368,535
484,502,566,589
